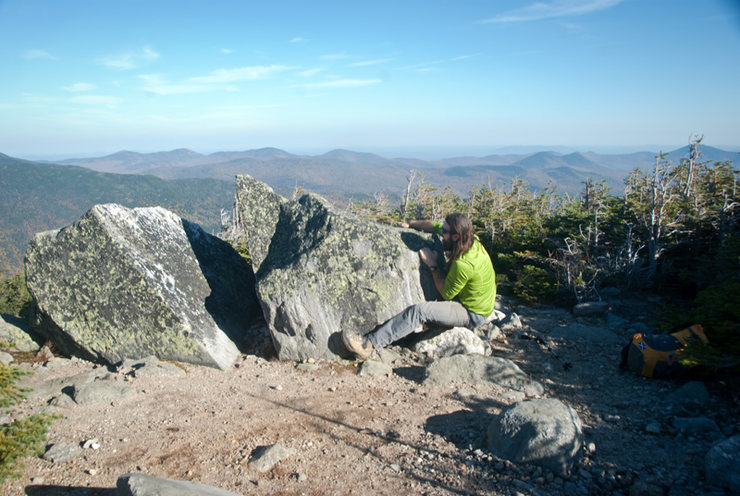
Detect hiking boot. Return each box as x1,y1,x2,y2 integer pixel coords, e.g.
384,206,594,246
342,330,374,359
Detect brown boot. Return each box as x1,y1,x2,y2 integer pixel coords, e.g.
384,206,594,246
342,330,374,359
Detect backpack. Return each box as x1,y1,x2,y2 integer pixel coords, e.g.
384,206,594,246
620,324,708,378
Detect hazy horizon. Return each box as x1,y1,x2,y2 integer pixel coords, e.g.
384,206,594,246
10,142,740,163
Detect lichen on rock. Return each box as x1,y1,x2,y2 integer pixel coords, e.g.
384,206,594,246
235,174,438,360
24,204,261,370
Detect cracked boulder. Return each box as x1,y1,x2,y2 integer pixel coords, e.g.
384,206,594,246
235,174,438,360
25,204,261,370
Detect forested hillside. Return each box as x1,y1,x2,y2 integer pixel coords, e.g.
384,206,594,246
0,154,233,276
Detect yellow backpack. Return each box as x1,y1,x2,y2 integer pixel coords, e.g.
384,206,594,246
620,324,708,378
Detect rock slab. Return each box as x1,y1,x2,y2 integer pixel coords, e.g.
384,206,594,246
487,398,583,476
118,473,243,496
423,354,544,396
25,204,261,370
236,174,437,360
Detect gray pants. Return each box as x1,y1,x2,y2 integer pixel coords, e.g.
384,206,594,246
367,300,488,350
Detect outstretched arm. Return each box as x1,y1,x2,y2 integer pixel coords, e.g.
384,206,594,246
398,219,436,233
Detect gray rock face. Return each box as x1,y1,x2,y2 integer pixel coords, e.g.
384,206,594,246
423,354,544,396
25,204,261,370
487,398,583,476
705,435,740,492
118,473,243,496
0,313,39,352
236,174,437,360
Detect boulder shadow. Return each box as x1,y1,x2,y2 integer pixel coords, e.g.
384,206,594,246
182,219,264,352
26,485,118,496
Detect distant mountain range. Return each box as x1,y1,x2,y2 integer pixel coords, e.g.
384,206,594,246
54,145,738,198
0,153,233,276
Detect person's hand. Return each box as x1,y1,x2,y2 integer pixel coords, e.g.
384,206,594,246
397,221,410,228
419,247,438,268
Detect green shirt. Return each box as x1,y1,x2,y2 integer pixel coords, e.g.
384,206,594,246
433,222,497,316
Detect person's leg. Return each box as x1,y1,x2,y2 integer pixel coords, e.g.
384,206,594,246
367,301,471,349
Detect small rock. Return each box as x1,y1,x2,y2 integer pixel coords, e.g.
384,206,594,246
83,438,101,450
42,443,82,463
87,468,98,475
573,301,610,318
645,422,662,434
30,477,45,485
296,363,320,372
248,444,297,473
390,463,401,472
0,351,13,365
358,360,393,377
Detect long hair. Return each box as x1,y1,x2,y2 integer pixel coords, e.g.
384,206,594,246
445,213,474,267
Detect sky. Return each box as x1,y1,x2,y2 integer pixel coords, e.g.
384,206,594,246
1,0,739,160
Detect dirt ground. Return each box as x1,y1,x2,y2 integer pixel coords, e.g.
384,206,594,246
2,303,738,496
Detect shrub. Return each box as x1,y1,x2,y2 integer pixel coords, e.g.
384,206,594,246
0,364,57,483
0,274,32,317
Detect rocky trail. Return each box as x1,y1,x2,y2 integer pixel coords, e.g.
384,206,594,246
2,294,738,496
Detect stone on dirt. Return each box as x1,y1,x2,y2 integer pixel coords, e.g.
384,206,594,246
705,434,740,493
487,398,583,476
117,473,243,496
42,442,82,463
72,380,136,405
358,359,393,377
235,174,437,361
423,354,544,396
24,203,262,370
412,326,487,359
0,313,39,352
572,301,610,318
248,444,298,473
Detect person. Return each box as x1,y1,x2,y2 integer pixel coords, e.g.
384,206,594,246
343,213,496,359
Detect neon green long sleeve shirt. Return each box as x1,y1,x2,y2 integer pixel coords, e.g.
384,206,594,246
432,223,497,316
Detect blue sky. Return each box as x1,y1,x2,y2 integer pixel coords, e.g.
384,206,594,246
1,0,739,159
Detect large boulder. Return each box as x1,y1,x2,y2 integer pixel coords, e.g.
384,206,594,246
235,174,437,360
25,204,261,370
487,398,583,475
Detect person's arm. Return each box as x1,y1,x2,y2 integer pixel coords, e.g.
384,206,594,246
419,247,446,295
398,219,437,233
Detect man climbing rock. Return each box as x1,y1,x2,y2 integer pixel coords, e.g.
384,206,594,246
343,213,496,359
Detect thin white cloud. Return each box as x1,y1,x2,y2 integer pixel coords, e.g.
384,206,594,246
189,65,294,84
23,49,54,60
64,82,96,92
298,68,322,78
348,58,392,68
139,74,237,95
481,0,623,23
300,79,381,89
68,95,121,107
290,37,307,43
220,48,233,54
100,46,160,70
